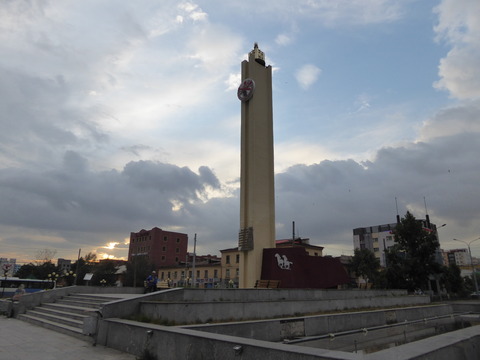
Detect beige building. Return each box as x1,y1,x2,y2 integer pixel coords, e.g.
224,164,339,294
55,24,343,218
157,254,222,288
220,248,241,286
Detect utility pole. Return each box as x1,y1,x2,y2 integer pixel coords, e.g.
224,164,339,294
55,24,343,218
192,234,197,288
74,249,81,286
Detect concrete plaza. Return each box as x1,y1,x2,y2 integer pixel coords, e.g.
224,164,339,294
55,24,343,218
0,316,135,360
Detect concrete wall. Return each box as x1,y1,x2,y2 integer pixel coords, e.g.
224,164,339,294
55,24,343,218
368,325,480,360
97,318,357,360
96,318,480,360
156,288,408,302
185,304,453,342
99,288,182,319
138,294,430,325
96,288,415,323
450,301,480,314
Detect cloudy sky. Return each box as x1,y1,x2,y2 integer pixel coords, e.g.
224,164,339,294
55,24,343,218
1,0,480,264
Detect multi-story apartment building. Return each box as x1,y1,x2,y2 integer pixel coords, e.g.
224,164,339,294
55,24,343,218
353,223,397,267
128,227,188,270
57,258,72,273
444,249,470,266
353,220,442,267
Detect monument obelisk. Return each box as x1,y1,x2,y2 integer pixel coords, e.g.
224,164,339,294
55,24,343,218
237,43,276,288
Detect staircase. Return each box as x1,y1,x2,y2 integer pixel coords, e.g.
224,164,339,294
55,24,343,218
18,293,120,341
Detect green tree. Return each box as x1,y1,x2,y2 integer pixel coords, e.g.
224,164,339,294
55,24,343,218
92,260,117,286
349,248,381,287
71,252,97,285
441,264,465,297
385,211,441,291
125,255,153,287
15,261,58,280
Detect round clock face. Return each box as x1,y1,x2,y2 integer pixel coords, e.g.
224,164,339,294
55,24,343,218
237,78,255,102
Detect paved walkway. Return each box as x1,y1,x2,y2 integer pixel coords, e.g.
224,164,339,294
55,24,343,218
0,316,136,360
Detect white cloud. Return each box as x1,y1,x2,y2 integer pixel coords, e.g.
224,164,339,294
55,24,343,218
177,2,208,22
223,0,404,26
275,33,294,46
275,141,337,173
418,101,480,141
226,72,241,92
433,0,480,99
295,64,322,90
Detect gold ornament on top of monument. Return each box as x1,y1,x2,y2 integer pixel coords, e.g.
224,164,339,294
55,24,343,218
250,42,265,66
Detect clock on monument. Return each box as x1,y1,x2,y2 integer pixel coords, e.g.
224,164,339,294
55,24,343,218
237,78,255,102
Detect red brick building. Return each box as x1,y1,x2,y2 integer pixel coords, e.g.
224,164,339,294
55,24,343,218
128,227,188,269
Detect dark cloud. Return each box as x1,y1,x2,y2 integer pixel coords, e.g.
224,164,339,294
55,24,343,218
1,114,479,258
0,155,222,241
274,130,480,251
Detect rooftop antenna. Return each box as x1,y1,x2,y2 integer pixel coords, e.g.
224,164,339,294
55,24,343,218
292,221,295,246
424,196,431,229
395,197,400,224
192,234,197,287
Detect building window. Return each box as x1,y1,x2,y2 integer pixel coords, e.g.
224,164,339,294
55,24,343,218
175,257,178,262
226,255,230,264
196,270,200,278
174,271,177,279
226,269,230,278
176,238,180,243
164,236,168,241
236,268,239,277
235,254,240,263
314,252,318,256
214,269,218,278
162,246,166,251
204,270,208,279
176,248,179,253
161,256,165,261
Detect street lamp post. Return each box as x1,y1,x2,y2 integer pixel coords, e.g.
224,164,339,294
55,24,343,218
453,237,480,294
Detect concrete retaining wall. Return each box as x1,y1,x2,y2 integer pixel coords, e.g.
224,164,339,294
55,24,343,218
148,288,408,302
96,318,480,360
97,288,417,324
138,294,430,325
97,318,356,360
185,304,453,342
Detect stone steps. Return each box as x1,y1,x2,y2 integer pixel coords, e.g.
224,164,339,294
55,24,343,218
18,293,121,341
19,313,87,340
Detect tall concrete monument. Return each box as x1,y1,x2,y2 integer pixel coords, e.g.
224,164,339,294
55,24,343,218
237,43,276,288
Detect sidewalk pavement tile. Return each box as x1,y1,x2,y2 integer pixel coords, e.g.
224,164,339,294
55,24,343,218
0,317,136,360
